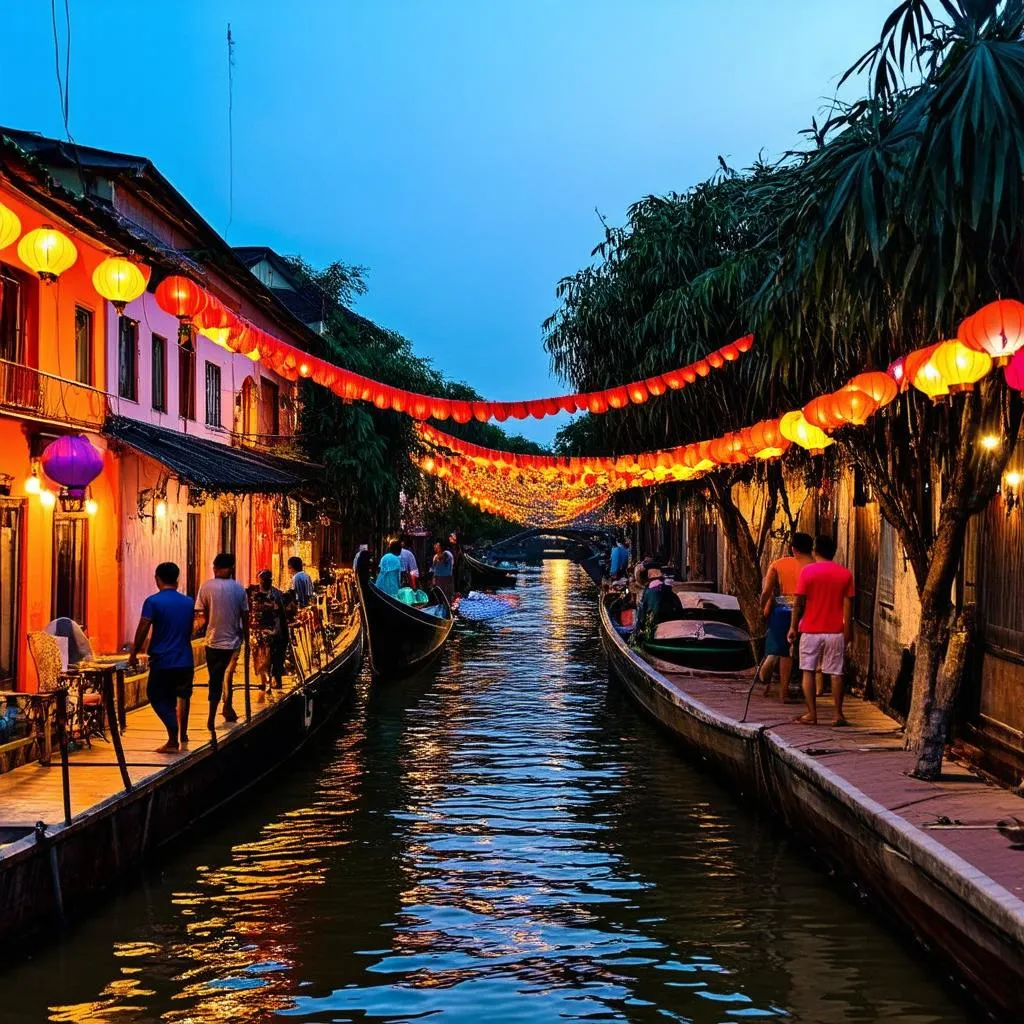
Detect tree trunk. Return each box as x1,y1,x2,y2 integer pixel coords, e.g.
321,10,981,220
710,479,765,637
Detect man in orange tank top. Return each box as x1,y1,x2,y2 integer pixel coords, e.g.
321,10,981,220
759,532,814,701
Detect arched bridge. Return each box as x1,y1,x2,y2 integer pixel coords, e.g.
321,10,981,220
483,526,618,583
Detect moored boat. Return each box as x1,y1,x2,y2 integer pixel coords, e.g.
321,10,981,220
464,551,518,589
357,578,454,678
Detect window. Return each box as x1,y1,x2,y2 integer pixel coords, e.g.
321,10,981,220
186,513,201,599
178,341,195,420
151,333,167,412
977,497,1024,655
74,307,93,385
117,317,138,401
52,517,88,626
259,377,279,436
204,361,222,427
220,512,236,558
0,503,22,684
877,519,897,608
853,503,879,627
0,264,25,363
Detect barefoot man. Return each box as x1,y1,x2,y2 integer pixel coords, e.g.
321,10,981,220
128,562,195,753
759,531,814,702
788,534,854,727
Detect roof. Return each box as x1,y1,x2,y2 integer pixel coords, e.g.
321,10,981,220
103,417,316,494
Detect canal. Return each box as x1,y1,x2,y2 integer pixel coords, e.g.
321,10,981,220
6,563,971,1023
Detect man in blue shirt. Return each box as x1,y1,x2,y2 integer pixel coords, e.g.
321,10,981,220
287,556,315,608
609,537,630,580
129,562,195,754
375,539,403,596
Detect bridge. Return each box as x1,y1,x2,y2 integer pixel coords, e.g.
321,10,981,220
483,526,618,583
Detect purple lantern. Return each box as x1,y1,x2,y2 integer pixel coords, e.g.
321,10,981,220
1006,350,1024,393
40,435,104,512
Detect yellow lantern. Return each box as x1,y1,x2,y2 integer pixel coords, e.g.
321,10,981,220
909,351,949,401
0,201,21,250
92,256,150,314
926,339,992,394
18,225,78,282
779,410,833,454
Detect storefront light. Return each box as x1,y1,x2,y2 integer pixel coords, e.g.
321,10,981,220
24,471,40,495
85,497,98,516
39,489,56,509
155,499,167,519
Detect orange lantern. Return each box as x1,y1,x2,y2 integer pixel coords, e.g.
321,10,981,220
662,370,686,389
92,256,150,314
827,387,878,426
927,339,992,393
803,395,842,431
747,419,789,459
18,225,77,282
779,411,833,453
959,299,1024,366
156,275,207,324
736,334,754,352
645,376,667,396
845,371,898,407
693,359,711,377
628,382,650,404
719,342,741,362
707,350,725,369
195,297,233,348
606,387,629,409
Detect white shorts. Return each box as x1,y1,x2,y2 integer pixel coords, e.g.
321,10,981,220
799,632,845,675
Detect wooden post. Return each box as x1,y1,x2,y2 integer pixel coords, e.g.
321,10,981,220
55,690,71,827
102,670,132,792
243,628,252,723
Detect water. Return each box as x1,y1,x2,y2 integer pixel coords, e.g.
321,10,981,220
4,563,973,1023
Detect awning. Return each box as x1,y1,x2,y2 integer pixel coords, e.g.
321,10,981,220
103,416,317,494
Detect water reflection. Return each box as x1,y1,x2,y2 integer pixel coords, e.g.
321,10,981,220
4,564,973,1023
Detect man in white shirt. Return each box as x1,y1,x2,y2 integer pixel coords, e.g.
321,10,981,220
399,536,419,590
195,552,248,731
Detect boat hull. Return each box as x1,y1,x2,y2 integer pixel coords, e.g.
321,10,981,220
464,552,518,589
357,579,454,678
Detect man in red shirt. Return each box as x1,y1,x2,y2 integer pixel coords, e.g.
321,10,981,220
788,534,855,726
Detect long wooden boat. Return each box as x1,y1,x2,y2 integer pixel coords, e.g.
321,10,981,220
0,614,363,953
464,551,518,589
357,578,454,678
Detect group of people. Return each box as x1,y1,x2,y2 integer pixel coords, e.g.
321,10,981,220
128,554,316,753
363,533,461,603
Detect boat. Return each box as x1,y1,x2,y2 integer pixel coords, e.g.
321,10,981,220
357,578,454,678
463,551,518,589
607,590,757,678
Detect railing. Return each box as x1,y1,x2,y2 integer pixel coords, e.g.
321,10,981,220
0,359,109,430
230,429,306,459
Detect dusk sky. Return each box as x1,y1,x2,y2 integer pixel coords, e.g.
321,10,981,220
2,1,895,442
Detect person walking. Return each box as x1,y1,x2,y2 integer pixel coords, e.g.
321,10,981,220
251,569,288,692
760,532,814,702
128,562,195,753
788,534,855,726
431,540,455,601
287,556,315,609
195,553,248,731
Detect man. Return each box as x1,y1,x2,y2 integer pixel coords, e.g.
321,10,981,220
352,541,372,589
788,534,855,727
251,569,287,692
759,532,814,702
609,536,629,580
431,539,455,601
288,556,315,609
195,553,248,731
448,531,466,595
633,567,683,640
399,536,419,590
376,538,403,596
128,562,194,754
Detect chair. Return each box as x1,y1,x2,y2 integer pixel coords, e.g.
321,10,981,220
28,631,106,748
28,631,63,692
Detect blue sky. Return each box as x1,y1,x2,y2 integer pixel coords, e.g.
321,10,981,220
2,1,895,442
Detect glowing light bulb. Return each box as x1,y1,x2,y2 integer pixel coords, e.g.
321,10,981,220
1006,471,1021,488
24,473,40,495
299,362,311,377
39,489,56,509
155,499,167,519
85,498,98,516
980,434,1000,451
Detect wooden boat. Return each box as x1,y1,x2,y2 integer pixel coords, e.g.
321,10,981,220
464,551,518,589
0,614,363,953
357,578,454,678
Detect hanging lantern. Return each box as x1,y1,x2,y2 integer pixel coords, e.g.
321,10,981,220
155,276,207,344
888,356,908,390
605,387,629,410
803,395,842,431
1005,350,1024,392
92,256,150,314
195,297,233,348
845,371,898,407
827,387,878,426
736,334,754,352
0,201,21,250
18,225,77,282
959,299,1024,366
927,339,992,393
40,435,104,513
450,400,473,424
745,419,789,459
645,376,667,397
907,345,949,401
628,382,650,404
779,411,833,453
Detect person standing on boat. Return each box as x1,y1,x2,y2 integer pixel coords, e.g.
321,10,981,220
447,531,467,595
399,536,420,590
288,556,315,609
609,536,630,580
195,553,248,732
788,534,854,727
376,539,403,596
431,540,455,602
759,531,814,702
128,562,194,754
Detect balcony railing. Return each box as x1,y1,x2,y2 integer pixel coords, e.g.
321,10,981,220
0,359,109,430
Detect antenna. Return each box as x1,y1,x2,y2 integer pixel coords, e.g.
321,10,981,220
226,22,236,239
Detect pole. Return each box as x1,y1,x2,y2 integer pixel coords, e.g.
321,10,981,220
102,669,132,792
55,690,71,827
243,626,252,723
115,667,127,732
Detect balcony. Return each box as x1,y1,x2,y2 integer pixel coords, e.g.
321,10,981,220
0,359,109,431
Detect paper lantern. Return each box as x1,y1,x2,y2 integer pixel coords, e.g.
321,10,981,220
155,276,207,324
927,339,992,393
18,225,77,282
745,419,789,459
959,300,1024,365
627,383,650,405
888,356,908,390
586,393,609,414
845,371,898,407
1005,350,1024,392
719,343,741,362
693,360,711,377
0,201,21,250
195,297,233,348
451,400,473,424
803,395,842,431
471,401,492,422
390,390,409,414
645,376,667,396
736,334,754,352
40,434,104,512
606,387,629,410
779,411,833,453
908,345,949,401
92,256,150,313
662,370,686,389
708,433,747,465
827,387,878,426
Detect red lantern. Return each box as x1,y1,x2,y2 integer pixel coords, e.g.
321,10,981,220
628,383,650,404
526,399,548,419
828,387,878,426
682,367,698,385
959,299,1024,365
707,351,725,370
606,387,629,410
846,371,898,407
645,376,667,396
450,400,473,424
736,334,754,352
472,401,492,422
693,360,711,377
391,390,410,414
430,398,451,420
155,276,206,343
586,393,609,414
663,370,686,389
803,395,841,431
509,402,529,419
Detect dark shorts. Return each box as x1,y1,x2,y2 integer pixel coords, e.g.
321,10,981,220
765,603,793,656
148,666,194,703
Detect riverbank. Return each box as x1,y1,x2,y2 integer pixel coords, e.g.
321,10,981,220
599,599,1024,1020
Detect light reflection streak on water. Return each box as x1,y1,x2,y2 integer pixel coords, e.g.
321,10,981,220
28,563,974,1024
